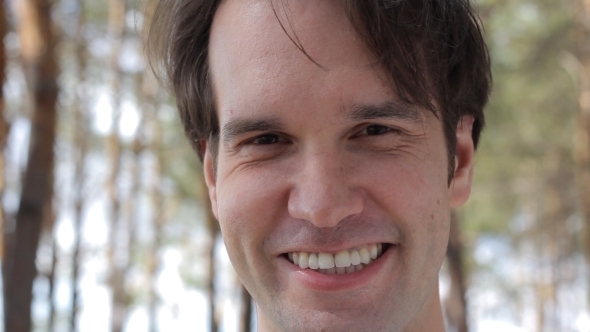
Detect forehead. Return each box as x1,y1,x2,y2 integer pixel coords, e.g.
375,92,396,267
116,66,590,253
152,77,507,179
208,0,386,116
209,0,366,67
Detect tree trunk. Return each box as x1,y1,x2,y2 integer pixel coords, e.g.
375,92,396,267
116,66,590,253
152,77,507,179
572,0,590,306
201,179,220,332
239,284,253,332
0,0,9,264
120,70,146,331
148,114,165,332
69,0,89,330
444,210,468,332
47,235,58,332
540,149,573,331
5,0,59,331
107,0,126,330
0,0,11,323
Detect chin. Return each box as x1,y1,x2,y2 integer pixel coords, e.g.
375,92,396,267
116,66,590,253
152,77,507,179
260,308,397,332
257,291,417,332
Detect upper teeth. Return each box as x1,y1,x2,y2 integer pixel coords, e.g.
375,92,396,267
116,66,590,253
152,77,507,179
288,243,384,273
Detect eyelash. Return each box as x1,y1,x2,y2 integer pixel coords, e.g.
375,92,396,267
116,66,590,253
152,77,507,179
250,134,284,145
242,124,399,147
354,124,406,140
358,124,396,136
242,133,289,146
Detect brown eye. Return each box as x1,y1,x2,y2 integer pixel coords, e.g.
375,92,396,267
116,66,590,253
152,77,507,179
252,134,281,144
364,125,390,135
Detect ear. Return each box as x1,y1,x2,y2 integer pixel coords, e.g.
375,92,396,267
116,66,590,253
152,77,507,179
202,140,219,219
449,115,475,208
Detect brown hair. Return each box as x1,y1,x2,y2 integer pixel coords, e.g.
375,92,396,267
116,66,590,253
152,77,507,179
146,0,491,180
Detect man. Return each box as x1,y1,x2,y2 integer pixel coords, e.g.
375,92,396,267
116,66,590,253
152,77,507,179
147,0,490,331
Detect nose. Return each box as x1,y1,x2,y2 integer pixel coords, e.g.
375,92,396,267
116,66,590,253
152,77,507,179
287,150,363,228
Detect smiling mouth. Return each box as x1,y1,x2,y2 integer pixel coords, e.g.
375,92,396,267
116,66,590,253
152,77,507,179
285,243,389,275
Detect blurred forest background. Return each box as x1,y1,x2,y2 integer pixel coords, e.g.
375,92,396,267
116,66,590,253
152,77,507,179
0,0,587,331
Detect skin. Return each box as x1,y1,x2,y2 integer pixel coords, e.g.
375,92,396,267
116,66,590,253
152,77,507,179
204,0,475,331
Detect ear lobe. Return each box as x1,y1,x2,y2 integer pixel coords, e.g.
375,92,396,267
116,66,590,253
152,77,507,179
449,115,475,208
202,141,219,219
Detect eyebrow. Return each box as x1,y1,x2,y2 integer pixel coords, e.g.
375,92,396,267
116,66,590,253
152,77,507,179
222,116,285,142
221,101,423,142
347,101,423,124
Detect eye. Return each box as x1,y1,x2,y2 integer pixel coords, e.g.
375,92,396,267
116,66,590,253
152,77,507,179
361,125,394,136
250,134,284,145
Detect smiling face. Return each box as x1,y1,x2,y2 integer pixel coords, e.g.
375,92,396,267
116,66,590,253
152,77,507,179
204,0,475,331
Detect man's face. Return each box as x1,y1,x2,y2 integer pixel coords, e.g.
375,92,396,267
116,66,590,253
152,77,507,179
205,0,474,331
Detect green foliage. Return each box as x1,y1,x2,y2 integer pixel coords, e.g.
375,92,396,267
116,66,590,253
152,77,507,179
464,0,576,236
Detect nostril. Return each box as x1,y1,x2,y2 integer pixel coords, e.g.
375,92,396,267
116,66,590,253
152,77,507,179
287,190,363,228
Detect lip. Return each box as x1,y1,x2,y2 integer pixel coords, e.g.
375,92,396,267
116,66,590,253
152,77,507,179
279,244,396,292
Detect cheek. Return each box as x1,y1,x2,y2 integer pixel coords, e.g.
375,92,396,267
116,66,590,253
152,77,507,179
215,166,289,260
363,156,449,216
214,167,293,300
360,153,450,259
